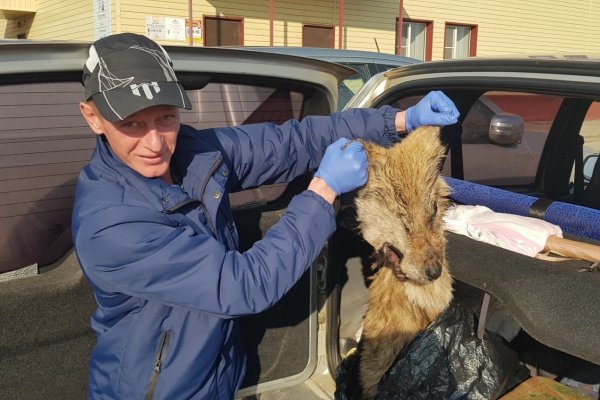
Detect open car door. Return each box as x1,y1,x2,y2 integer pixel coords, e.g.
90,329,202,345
328,60,600,397
0,40,354,399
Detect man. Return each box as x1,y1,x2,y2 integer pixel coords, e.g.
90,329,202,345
72,33,459,399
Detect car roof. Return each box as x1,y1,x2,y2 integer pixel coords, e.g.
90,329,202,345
229,46,421,66
0,39,356,95
345,53,600,110
388,54,600,78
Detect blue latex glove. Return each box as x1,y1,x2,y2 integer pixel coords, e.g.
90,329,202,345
405,90,460,133
315,138,368,195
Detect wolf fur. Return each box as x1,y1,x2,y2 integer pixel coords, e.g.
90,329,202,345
355,126,454,399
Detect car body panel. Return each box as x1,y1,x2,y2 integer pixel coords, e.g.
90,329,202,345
235,46,420,67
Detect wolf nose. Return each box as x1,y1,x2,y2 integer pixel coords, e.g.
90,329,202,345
425,265,442,281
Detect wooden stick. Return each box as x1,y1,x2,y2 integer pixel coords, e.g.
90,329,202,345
543,236,600,263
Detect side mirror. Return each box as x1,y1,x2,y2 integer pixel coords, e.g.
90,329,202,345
489,113,524,145
583,154,598,182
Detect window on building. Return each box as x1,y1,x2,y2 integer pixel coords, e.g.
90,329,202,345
204,16,243,46
399,20,432,61
444,24,477,59
302,25,334,48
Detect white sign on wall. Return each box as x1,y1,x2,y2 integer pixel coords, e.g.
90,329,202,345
94,0,112,39
146,16,166,39
145,16,186,41
165,18,186,41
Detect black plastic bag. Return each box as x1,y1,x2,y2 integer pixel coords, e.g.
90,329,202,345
335,302,527,400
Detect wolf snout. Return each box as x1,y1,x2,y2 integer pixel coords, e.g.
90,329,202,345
425,264,442,281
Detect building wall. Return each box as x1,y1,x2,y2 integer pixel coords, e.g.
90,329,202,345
3,0,600,59
119,0,191,45
117,0,338,47
3,19,21,38
340,0,399,53
0,0,35,38
26,0,93,40
406,0,600,59
269,0,336,46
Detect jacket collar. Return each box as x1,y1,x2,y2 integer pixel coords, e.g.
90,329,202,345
171,126,223,202
92,126,222,213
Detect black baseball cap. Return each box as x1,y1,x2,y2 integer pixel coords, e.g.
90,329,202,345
82,33,192,122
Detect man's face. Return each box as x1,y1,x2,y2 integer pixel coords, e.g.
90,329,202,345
81,102,180,183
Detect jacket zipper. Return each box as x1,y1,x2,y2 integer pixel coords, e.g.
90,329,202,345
145,330,171,400
198,154,223,235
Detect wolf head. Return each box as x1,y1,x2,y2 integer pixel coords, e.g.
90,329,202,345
355,126,451,285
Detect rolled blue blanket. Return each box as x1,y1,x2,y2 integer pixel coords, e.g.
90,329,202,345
445,177,600,241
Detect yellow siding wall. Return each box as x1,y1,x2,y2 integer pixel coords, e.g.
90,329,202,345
0,0,35,38
0,0,35,11
119,0,190,45
118,0,336,47
268,0,336,46
406,0,600,59
27,0,93,40
341,0,400,53
2,18,24,37
4,0,600,60
118,0,600,57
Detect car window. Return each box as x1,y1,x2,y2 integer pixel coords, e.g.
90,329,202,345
338,76,364,111
182,83,303,128
341,63,370,83
572,100,600,207
579,101,600,158
336,63,369,111
0,82,93,276
368,62,384,75
392,91,562,186
0,82,304,276
459,91,561,185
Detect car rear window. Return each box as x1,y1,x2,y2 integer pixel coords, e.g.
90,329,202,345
0,81,304,276
0,82,92,276
182,83,303,127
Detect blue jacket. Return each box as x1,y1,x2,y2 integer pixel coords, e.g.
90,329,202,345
72,106,400,399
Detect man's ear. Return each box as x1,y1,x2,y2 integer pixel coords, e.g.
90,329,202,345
79,101,104,135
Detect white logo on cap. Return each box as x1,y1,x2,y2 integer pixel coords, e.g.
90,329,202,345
130,82,161,100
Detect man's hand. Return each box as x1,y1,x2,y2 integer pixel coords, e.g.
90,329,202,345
313,138,368,199
308,177,337,204
404,91,460,133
